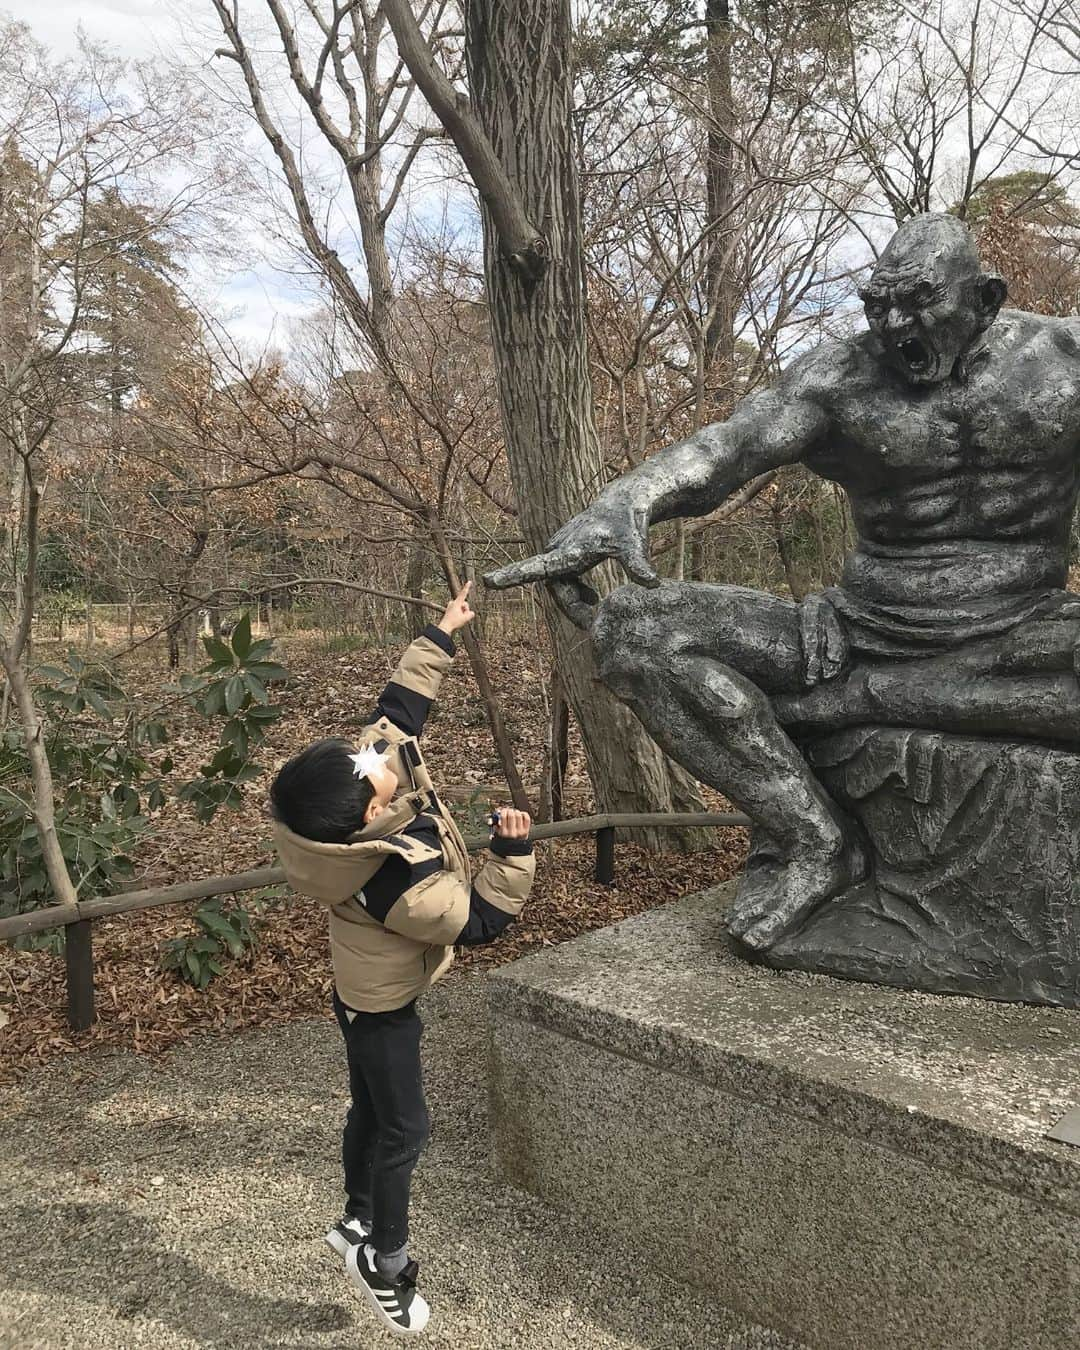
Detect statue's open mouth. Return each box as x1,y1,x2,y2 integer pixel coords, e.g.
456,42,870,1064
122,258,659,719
896,336,931,373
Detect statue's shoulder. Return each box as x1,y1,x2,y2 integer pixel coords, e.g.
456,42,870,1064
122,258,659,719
779,335,873,403
993,308,1080,362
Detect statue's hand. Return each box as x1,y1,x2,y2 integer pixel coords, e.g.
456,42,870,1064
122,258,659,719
798,594,850,686
484,491,658,590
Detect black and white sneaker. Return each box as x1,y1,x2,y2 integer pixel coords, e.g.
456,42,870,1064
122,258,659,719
324,1215,371,1258
345,1242,430,1337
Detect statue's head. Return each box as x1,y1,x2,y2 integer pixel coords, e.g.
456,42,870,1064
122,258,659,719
859,213,1007,385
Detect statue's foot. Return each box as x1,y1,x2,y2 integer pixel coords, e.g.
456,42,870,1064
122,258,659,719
727,837,868,953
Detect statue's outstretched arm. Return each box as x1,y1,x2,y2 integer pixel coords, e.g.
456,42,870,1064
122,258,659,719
486,348,835,591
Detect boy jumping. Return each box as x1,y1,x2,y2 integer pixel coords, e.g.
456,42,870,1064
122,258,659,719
268,584,535,1336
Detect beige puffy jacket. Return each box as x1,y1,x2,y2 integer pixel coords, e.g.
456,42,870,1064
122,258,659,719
272,627,535,1012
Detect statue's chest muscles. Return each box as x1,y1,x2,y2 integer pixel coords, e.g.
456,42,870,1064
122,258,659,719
811,364,1080,534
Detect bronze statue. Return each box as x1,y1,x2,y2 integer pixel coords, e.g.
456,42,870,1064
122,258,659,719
487,213,1080,1005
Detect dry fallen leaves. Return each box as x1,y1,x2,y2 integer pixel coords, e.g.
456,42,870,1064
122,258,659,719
0,628,748,1083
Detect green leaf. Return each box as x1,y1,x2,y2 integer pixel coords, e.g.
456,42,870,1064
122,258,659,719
35,665,71,685
242,674,268,706
147,784,165,811
230,613,252,661
207,745,238,775
245,639,274,662
159,755,174,774
197,908,236,941
83,689,112,720
245,705,281,723
198,682,227,717
221,721,249,760
72,838,98,870
202,636,233,665
224,675,246,716
243,662,288,683
66,650,85,675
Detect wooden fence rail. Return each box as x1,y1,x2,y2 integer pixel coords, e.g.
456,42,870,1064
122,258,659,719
1,810,749,1032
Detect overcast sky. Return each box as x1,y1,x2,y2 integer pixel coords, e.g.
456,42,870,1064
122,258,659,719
4,0,176,55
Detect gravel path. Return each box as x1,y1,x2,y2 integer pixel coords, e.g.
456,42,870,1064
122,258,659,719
0,970,800,1350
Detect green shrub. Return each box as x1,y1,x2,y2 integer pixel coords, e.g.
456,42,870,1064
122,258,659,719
160,885,286,988
2,614,289,991
0,650,167,947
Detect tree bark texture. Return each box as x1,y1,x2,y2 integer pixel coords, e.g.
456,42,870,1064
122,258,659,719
403,530,428,639
704,0,737,389
464,0,705,845
0,476,80,913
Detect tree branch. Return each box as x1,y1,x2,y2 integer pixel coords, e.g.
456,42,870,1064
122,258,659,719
380,0,548,284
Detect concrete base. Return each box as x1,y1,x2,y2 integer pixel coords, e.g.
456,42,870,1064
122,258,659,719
487,888,1080,1350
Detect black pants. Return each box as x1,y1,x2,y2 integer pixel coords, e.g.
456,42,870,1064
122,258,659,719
332,991,429,1254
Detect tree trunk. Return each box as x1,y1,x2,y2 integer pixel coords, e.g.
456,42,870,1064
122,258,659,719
772,475,806,601
0,474,80,913
690,528,708,582
3,649,80,910
812,488,829,589
704,0,737,392
403,532,427,639
465,0,705,848
166,616,182,669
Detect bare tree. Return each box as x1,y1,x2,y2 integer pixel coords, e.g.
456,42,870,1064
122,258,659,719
0,20,214,908
823,0,1080,225
374,0,717,841
206,0,534,808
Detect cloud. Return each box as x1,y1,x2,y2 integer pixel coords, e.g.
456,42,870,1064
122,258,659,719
2,0,184,57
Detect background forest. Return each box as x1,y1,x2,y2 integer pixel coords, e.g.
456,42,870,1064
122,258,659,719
2,0,1079,1068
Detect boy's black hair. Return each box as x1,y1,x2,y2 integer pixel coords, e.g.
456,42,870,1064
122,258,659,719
269,737,375,843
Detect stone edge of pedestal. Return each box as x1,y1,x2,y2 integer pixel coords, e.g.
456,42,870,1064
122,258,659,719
486,925,1080,1221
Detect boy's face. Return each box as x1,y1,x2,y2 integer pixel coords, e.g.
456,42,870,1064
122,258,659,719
362,759,399,824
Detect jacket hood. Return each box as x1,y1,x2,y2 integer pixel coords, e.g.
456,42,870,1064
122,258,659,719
272,789,435,904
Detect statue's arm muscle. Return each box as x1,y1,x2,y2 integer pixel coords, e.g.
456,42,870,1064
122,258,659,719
617,346,838,525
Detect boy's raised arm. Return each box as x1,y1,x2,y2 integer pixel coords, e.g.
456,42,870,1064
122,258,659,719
367,584,475,738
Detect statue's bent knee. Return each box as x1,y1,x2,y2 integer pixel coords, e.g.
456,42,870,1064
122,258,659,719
593,586,657,677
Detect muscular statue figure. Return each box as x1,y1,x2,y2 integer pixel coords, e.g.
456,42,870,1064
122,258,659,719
486,213,1080,955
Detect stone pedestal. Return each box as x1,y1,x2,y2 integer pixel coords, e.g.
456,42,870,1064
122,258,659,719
765,728,1080,1007
487,890,1080,1350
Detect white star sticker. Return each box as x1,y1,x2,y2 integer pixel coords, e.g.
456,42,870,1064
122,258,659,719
349,746,389,779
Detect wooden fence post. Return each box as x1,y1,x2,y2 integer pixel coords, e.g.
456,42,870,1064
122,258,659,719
594,826,616,885
64,919,95,1031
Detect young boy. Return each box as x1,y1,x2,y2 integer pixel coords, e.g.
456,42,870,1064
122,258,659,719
268,584,534,1337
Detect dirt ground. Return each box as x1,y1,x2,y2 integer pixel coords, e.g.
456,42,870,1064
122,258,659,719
1,618,747,1082
0,970,799,1350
